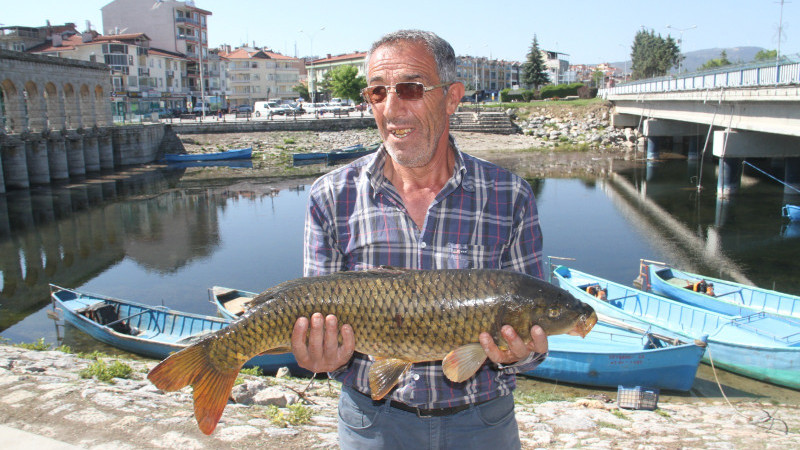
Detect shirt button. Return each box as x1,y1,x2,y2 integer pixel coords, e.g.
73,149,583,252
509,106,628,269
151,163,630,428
413,374,420,380
420,242,427,249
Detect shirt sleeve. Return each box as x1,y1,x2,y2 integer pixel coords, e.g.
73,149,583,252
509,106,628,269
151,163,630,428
303,182,345,277
497,351,548,374
500,179,544,279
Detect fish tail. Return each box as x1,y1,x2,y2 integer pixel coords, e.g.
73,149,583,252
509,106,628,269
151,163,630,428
147,343,240,435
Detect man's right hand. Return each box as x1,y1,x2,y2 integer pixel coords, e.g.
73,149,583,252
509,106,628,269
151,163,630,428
291,313,355,373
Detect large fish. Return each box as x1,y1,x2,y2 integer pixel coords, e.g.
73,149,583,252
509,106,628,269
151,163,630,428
147,268,597,434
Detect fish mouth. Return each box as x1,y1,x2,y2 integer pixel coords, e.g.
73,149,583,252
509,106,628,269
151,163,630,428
568,311,598,338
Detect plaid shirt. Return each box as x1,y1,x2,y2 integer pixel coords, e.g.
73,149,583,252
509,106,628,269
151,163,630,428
303,137,546,409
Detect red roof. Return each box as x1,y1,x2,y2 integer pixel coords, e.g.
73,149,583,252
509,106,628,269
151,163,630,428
27,32,150,54
311,51,366,65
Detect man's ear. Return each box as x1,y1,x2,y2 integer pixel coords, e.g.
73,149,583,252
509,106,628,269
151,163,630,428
445,82,465,115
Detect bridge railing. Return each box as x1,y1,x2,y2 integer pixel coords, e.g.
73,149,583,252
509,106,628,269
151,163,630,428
599,56,800,98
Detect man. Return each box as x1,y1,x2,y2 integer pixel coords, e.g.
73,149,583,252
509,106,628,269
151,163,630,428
292,30,547,449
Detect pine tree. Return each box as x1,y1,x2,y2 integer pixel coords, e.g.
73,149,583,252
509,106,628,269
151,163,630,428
630,29,682,79
522,35,549,90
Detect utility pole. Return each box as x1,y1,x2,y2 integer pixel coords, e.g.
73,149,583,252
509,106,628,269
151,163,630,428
666,24,696,73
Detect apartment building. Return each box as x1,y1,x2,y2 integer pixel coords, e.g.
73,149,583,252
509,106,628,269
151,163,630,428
456,56,521,96
28,29,192,116
0,22,78,52
102,0,212,103
218,46,301,107
542,50,570,85
306,52,366,102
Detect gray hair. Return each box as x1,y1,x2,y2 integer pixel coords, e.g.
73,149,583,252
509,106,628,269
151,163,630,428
365,30,457,85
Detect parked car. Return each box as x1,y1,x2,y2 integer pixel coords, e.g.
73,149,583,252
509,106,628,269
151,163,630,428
235,105,253,113
354,102,370,112
191,102,211,114
253,101,285,117
303,102,327,115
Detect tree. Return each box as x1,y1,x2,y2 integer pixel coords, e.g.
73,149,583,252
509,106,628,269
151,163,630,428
630,29,682,79
699,50,732,70
754,49,778,61
292,83,309,101
327,65,367,104
522,35,549,90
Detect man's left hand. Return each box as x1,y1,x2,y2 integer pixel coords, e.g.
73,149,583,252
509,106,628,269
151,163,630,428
479,325,548,365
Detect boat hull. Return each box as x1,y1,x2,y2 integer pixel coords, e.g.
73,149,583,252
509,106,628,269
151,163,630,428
164,147,252,162
553,267,800,390
783,204,800,222
51,285,299,373
523,322,706,391
646,263,800,320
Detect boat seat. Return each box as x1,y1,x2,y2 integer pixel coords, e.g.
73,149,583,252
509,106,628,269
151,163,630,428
77,303,133,335
223,296,251,316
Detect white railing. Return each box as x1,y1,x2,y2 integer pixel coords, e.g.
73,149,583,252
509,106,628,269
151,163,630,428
599,57,800,98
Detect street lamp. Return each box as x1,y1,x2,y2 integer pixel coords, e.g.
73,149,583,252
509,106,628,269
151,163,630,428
666,24,696,73
299,26,325,107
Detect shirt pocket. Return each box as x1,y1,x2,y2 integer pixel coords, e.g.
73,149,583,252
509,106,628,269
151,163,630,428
441,243,503,269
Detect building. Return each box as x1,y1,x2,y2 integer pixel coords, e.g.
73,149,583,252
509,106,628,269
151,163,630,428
456,56,521,99
542,50,569,85
102,0,211,104
218,45,301,107
0,22,78,52
305,52,367,103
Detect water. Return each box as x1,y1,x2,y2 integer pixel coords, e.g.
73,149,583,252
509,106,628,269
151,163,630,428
0,158,798,403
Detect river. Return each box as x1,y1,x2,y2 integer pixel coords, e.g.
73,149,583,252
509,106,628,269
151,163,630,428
0,156,798,403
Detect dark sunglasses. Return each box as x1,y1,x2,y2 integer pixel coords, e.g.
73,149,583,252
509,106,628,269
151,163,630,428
361,82,451,104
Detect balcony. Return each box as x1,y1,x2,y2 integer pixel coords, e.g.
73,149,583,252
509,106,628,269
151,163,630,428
175,17,200,26
177,34,199,42
138,68,150,77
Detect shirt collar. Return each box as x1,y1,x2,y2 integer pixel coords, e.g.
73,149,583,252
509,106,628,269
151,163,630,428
366,135,474,198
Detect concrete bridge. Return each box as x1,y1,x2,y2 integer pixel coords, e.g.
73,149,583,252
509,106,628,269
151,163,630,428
600,59,800,198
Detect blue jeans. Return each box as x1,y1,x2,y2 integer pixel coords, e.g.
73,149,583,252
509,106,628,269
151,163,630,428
338,385,521,450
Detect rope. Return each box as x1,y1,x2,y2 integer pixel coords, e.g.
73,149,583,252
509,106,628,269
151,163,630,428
706,346,789,434
743,161,800,195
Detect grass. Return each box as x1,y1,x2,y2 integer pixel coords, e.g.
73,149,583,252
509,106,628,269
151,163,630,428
611,409,631,420
12,338,71,353
79,359,134,383
263,403,314,427
515,390,573,404
597,420,623,430
655,409,672,418
240,367,264,376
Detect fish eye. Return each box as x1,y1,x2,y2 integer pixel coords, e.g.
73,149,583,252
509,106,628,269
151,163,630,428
547,307,560,318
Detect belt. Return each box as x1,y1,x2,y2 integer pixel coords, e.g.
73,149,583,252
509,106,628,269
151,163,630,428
354,388,490,418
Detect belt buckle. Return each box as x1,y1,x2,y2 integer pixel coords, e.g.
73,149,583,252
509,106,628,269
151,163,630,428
414,407,434,418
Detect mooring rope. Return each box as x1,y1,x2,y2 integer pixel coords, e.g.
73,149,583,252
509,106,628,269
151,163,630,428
706,346,789,434
743,161,800,195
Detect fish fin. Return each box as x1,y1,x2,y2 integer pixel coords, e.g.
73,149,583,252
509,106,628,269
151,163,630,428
258,346,291,355
148,343,240,435
368,358,411,400
442,343,488,383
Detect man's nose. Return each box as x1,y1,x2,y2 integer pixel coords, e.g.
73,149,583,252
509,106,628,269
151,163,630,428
382,88,406,115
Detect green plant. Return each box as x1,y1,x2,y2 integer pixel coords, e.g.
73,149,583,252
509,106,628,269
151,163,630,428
283,138,296,145
655,409,671,418
597,420,623,430
79,360,133,383
514,390,572,404
611,409,630,420
264,403,314,427
15,338,52,351
240,367,264,376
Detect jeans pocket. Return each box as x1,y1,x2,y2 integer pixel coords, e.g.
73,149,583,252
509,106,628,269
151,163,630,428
476,395,516,426
338,387,381,430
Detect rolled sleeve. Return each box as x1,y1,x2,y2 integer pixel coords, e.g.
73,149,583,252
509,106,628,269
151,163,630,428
497,351,548,374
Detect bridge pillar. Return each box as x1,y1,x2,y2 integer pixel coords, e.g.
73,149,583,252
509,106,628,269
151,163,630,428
611,113,639,128
98,131,114,170
2,136,30,189
785,157,800,202
647,137,661,160
687,136,699,160
47,134,69,181
66,133,86,177
83,134,100,172
25,135,51,185
717,157,743,199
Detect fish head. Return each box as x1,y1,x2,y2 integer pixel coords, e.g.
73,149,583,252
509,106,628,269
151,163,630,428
516,278,598,338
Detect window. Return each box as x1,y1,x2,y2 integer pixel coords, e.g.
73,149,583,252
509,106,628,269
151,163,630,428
104,54,129,66
128,76,138,87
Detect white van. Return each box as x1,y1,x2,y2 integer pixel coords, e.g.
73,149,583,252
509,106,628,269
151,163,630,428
253,101,285,117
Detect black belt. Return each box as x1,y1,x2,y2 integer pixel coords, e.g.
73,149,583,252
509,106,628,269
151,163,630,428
355,388,490,418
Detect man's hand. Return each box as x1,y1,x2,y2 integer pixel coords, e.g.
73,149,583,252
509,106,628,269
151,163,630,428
479,325,548,366
291,313,355,373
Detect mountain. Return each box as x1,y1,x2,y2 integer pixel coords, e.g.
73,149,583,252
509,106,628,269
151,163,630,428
602,46,767,74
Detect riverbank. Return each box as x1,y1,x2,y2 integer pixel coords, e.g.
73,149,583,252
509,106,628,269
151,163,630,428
1,344,797,449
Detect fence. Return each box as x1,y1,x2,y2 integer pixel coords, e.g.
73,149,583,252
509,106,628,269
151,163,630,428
599,56,800,97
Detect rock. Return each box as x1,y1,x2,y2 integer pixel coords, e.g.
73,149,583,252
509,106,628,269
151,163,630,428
275,367,291,378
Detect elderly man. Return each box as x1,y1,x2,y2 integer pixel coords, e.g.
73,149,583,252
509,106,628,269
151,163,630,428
292,30,547,449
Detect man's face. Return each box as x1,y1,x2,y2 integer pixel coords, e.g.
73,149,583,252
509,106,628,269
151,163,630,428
366,42,455,168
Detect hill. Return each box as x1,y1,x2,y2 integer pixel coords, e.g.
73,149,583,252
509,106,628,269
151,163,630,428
604,46,767,74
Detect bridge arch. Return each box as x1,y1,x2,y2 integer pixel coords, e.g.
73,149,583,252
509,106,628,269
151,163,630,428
63,83,78,129
0,78,20,133
43,82,64,130
79,84,92,128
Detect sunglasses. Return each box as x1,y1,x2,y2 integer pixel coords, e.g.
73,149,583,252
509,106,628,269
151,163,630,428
361,82,451,104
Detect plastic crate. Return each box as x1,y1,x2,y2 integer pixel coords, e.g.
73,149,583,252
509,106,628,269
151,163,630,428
616,385,659,410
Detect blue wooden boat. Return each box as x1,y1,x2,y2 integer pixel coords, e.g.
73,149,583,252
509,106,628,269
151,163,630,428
523,319,706,391
209,286,256,320
164,147,252,162
292,144,364,166
49,284,298,373
784,204,800,222
640,260,800,320
552,266,800,389
164,159,254,169
326,143,380,164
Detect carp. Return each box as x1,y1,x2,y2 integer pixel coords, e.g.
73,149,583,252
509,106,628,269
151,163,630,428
147,268,597,434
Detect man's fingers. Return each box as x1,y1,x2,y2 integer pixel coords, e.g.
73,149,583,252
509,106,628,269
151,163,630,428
291,316,310,363
306,312,325,360
529,325,548,354
338,324,355,363
479,332,505,363
501,325,529,360
323,314,340,356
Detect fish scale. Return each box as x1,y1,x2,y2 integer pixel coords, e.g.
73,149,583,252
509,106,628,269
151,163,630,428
148,268,597,435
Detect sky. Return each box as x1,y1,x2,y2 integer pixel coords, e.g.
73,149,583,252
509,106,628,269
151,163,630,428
2,0,797,64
